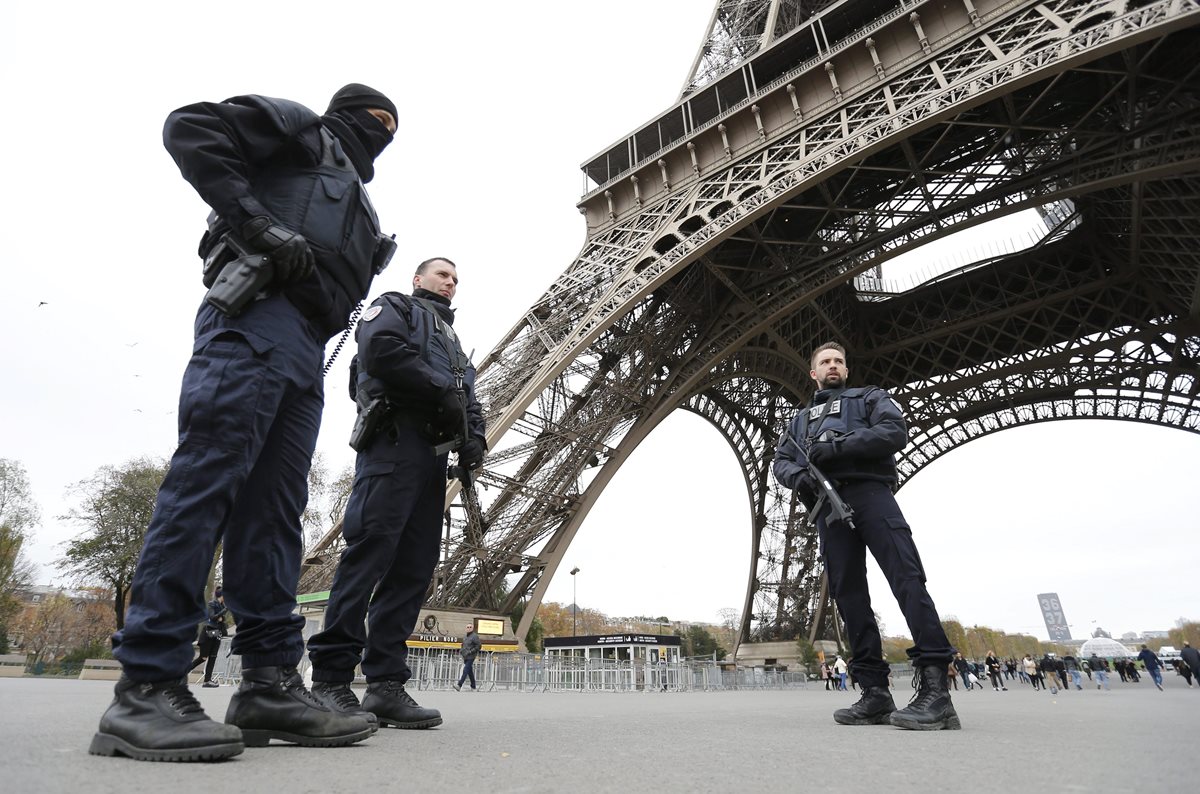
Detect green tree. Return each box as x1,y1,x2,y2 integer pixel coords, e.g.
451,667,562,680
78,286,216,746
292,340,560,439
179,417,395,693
676,624,727,660
57,457,168,629
796,637,821,672
1,459,41,652
511,600,545,652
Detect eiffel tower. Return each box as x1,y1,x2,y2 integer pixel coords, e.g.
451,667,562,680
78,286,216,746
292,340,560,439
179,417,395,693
301,0,1200,650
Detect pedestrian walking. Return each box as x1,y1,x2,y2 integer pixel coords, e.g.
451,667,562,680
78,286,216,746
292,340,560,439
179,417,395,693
986,652,1007,691
187,587,229,688
1089,654,1111,691
456,625,482,692
1137,645,1165,691
1181,642,1200,688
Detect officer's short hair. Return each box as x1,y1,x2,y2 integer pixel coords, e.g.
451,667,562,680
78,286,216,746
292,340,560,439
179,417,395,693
810,341,846,368
416,257,458,275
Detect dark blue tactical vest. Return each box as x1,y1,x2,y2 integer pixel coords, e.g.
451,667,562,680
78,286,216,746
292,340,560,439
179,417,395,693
227,95,383,338
353,294,475,415
796,387,898,483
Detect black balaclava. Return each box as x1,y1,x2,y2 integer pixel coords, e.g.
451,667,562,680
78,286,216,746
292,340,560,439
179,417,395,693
321,83,397,183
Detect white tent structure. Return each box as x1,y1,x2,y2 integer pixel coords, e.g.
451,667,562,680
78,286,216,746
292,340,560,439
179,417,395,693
1079,637,1135,658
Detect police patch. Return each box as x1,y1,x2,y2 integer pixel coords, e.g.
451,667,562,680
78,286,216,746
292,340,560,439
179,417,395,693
362,305,383,322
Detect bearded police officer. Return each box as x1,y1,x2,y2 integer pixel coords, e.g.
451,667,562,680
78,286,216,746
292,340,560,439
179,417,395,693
306,257,485,729
92,84,399,762
774,342,959,731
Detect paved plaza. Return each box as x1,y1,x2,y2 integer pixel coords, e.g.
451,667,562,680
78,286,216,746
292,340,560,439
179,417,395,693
1,676,1195,792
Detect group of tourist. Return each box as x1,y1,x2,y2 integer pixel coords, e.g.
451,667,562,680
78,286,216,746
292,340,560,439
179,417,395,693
815,641,1199,694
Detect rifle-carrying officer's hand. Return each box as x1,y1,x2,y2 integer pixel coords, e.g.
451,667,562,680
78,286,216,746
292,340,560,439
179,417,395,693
436,387,467,436
241,216,315,284
807,440,838,468
459,435,486,471
796,474,818,512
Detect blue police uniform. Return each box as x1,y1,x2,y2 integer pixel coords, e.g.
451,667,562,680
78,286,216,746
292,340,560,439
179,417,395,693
774,386,954,688
307,290,485,685
112,95,391,682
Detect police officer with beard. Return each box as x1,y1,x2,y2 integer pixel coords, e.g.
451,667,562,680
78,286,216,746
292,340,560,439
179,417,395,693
92,84,398,762
774,341,959,731
306,257,485,729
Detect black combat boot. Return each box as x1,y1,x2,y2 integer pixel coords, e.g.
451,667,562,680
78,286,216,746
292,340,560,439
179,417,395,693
890,664,962,731
362,679,443,729
89,676,244,762
225,666,373,747
310,681,379,734
833,685,897,725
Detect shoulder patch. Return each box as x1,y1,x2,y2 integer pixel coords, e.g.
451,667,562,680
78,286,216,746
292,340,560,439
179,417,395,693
362,305,383,322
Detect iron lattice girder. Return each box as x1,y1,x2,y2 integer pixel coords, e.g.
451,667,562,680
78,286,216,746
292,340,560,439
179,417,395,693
457,10,1200,633
298,1,1200,645
682,0,837,97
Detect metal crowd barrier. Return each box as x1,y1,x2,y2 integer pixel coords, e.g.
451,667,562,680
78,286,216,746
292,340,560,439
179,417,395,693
208,637,242,686
38,638,807,693
392,648,808,693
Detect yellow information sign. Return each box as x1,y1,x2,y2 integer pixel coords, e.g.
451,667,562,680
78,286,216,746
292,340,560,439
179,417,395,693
476,618,505,636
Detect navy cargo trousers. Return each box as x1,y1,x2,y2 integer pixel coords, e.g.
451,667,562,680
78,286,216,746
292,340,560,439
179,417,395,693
307,424,446,685
113,294,323,681
817,479,954,688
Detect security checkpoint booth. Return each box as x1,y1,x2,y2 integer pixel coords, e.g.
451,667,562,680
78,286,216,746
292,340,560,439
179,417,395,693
295,596,519,688
542,633,683,691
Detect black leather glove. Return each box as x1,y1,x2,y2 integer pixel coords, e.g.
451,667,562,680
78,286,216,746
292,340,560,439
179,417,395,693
240,216,315,284
459,435,486,471
806,440,837,468
436,388,467,436
796,474,818,511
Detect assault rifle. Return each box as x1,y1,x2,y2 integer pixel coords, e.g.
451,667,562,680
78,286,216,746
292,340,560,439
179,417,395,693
805,459,856,531
805,431,856,531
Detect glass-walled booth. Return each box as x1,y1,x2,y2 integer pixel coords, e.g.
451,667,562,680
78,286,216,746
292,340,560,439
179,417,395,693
542,634,682,691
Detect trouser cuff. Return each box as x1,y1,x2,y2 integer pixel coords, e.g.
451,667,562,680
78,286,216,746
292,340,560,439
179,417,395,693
240,650,302,670
310,667,356,684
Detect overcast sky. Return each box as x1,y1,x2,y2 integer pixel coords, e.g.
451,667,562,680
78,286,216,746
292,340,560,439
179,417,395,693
2,2,1195,644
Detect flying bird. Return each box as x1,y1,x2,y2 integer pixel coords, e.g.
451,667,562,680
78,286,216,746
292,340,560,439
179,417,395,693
37,301,48,307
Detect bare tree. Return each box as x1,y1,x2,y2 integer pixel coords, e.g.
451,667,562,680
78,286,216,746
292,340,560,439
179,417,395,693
13,589,115,664
717,607,740,651
301,452,355,552
15,592,75,665
57,457,167,629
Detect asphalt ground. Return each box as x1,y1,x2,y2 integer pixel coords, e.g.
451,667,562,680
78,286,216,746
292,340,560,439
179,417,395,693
1,675,1196,793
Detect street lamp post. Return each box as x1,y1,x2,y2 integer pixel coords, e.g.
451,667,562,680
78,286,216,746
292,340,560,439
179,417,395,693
570,567,580,636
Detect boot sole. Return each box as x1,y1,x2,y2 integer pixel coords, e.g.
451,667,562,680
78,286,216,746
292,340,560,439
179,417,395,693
889,714,962,731
239,726,373,747
833,710,896,726
377,715,443,730
88,732,243,762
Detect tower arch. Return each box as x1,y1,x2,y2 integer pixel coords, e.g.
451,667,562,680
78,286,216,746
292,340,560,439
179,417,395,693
299,0,1200,648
